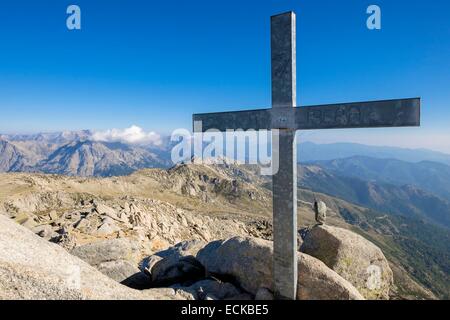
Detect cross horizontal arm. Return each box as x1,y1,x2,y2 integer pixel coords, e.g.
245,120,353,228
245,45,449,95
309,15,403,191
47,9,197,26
193,108,272,132
293,97,420,130
193,98,420,132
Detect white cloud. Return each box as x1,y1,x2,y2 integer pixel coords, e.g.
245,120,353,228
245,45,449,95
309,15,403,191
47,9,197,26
91,125,162,146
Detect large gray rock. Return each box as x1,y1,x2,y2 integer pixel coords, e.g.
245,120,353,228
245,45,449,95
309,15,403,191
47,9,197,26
197,237,272,294
297,252,363,300
255,287,274,300
141,255,163,277
95,221,120,236
0,215,180,300
32,224,58,240
173,279,242,300
94,202,118,217
70,238,150,286
154,240,207,259
141,239,207,282
300,225,393,300
197,236,364,300
70,238,140,266
96,260,141,283
151,255,205,286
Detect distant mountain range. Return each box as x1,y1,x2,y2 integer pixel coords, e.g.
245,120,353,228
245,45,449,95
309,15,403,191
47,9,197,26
298,163,450,229
0,139,26,172
2,131,450,177
1,130,450,229
35,140,171,177
0,131,172,176
298,142,450,165
306,156,450,199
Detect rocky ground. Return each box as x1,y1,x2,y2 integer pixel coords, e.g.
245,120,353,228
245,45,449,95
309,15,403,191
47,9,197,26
0,162,431,300
0,213,379,300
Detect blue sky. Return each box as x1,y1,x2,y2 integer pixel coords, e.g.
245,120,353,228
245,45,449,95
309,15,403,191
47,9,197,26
0,0,449,152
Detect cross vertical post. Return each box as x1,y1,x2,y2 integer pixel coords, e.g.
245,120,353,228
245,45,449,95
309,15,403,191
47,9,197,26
271,11,298,300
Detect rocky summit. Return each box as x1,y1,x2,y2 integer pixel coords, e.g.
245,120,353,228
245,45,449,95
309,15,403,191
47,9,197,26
0,213,365,300
0,214,181,300
0,161,440,300
300,225,393,299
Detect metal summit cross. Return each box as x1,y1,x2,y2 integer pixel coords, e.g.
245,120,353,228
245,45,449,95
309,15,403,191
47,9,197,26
193,11,420,300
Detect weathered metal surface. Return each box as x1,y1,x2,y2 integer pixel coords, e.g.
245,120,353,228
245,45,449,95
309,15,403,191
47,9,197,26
272,129,298,300
270,11,298,301
192,109,271,132
271,12,296,108
193,98,420,132
295,98,421,130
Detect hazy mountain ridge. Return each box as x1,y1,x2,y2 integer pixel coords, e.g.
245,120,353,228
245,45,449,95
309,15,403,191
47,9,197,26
298,142,450,165
34,140,171,177
307,156,450,199
1,132,450,229
3,132,450,176
0,139,27,172
0,131,94,170
0,132,172,177
1,130,93,144
298,164,450,229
